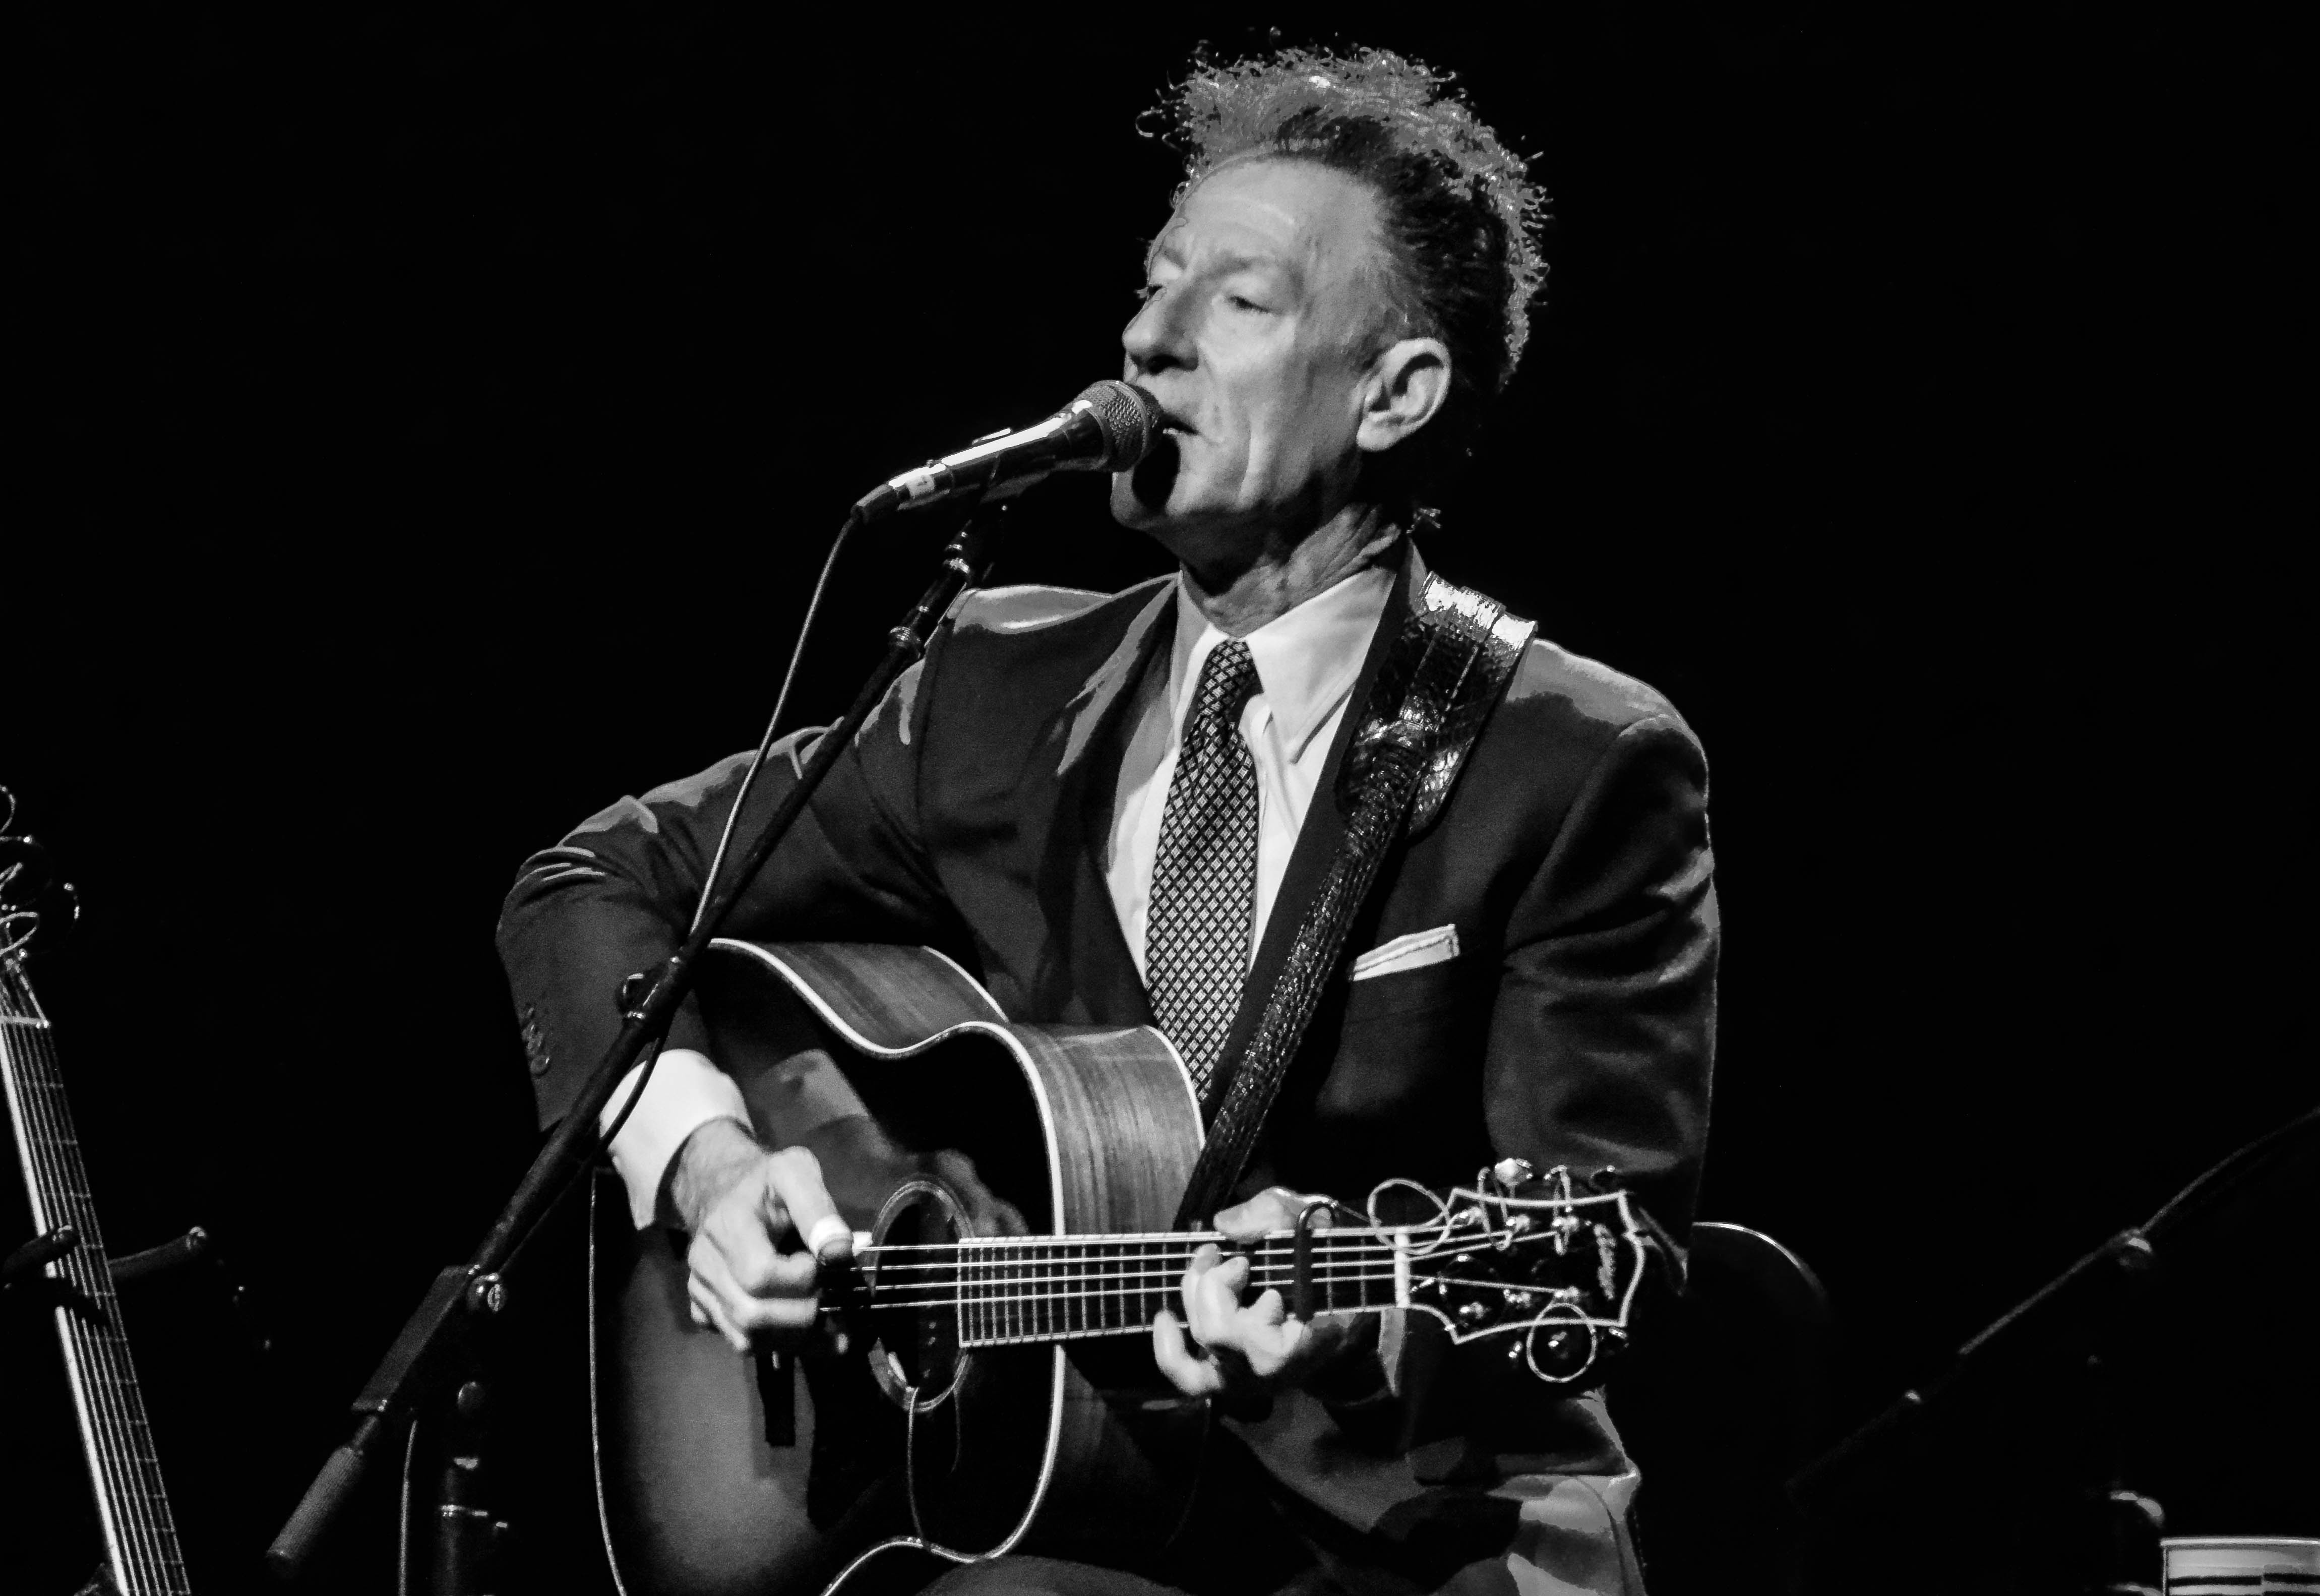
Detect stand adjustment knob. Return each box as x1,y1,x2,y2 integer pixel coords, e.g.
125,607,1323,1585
616,971,652,1020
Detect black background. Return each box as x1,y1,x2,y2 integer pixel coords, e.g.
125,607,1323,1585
7,4,2309,1592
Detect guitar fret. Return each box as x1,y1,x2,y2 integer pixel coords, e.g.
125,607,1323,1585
923,1207,1630,1364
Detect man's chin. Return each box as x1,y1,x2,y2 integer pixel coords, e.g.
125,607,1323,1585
1108,479,1164,532
1112,432,1184,520
1109,450,1180,531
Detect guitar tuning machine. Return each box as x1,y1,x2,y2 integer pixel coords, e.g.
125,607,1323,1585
1490,1157,1536,1190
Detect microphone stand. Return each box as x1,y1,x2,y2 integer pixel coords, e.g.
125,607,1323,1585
266,503,1003,1588
1789,1105,2320,1595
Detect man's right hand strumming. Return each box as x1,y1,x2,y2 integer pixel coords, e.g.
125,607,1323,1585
667,1115,1028,1355
668,1120,850,1354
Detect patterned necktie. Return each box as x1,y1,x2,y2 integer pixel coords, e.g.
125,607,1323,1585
1145,639,1263,1097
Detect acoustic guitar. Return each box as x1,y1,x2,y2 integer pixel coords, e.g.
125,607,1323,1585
1,803,194,1594
590,940,1647,1596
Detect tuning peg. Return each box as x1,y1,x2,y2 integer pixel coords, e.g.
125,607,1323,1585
1491,1157,1536,1189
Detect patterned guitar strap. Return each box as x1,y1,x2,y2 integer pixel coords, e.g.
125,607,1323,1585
1172,572,1537,1230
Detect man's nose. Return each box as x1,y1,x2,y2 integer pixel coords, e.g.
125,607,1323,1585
1122,286,1194,374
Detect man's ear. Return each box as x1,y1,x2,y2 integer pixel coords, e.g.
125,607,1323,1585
1355,337,1452,456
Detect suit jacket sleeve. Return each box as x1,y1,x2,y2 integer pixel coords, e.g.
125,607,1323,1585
497,637,960,1132
1485,710,1718,1238
1306,708,1716,1451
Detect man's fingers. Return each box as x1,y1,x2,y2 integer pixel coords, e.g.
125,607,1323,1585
1183,1253,1249,1343
761,1146,850,1263
710,1203,820,1297
1213,1192,1291,1239
1213,1187,1332,1241
1250,1287,1288,1329
687,1274,750,1355
1152,1310,1223,1397
1246,1314,1309,1379
690,1228,822,1337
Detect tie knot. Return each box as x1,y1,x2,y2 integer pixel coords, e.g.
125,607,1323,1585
1188,639,1261,747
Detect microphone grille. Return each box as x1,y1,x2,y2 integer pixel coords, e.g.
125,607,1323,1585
1074,381,1164,470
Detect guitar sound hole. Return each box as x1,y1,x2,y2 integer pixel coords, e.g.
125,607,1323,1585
868,1177,969,1414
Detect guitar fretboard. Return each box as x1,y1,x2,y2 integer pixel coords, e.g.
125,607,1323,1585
1,956,193,1596
840,1230,1409,1348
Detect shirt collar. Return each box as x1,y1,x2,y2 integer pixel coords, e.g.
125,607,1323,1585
1167,561,1395,761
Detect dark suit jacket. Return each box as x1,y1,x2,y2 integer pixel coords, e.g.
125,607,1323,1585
498,540,1717,1559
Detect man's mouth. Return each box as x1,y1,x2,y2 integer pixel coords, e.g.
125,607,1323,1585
1156,407,1197,439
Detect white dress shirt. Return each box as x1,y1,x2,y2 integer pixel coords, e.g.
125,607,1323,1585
598,563,1395,1226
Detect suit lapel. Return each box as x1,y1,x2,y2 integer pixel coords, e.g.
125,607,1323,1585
1204,542,1425,1097
1022,579,1175,1028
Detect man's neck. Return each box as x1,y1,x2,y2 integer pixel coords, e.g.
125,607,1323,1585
1178,501,1403,638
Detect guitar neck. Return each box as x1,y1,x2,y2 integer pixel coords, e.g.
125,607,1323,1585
840,1227,1409,1348
1,956,193,1596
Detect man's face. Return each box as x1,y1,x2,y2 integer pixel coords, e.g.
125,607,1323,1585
1112,159,1395,563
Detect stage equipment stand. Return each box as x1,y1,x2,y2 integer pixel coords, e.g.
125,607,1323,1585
1790,1103,2320,1596
267,505,1005,1590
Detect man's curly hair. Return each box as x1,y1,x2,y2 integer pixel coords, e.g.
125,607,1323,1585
1147,45,1548,508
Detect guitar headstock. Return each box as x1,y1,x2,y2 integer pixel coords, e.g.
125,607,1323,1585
0,787,78,962
1366,1160,1649,1386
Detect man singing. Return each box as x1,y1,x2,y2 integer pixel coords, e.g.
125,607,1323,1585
501,45,1716,1596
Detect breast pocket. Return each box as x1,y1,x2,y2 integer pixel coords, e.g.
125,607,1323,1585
1339,960,1476,1021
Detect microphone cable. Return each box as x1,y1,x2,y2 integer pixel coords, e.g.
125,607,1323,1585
593,505,867,1159
589,378,1156,1160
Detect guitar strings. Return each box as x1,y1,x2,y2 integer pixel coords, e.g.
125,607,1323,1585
832,1268,1578,1310
834,1255,1514,1292
14,1016,178,1591
4,1007,150,1582
845,1232,1539,1275
15,979,190,1591
2,988,186,1590
847,1225,1535,1251
845,1271,1559,1303
848,1230,1529,1259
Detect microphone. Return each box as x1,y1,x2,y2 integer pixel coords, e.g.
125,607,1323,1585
852,381,1163,521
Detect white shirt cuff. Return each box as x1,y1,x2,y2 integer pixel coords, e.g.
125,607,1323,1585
598,1047,751,1230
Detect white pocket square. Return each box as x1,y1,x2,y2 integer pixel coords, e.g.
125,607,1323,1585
1350,924,1460,981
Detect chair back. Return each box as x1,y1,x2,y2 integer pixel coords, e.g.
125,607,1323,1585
1612,1221,1834,1596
